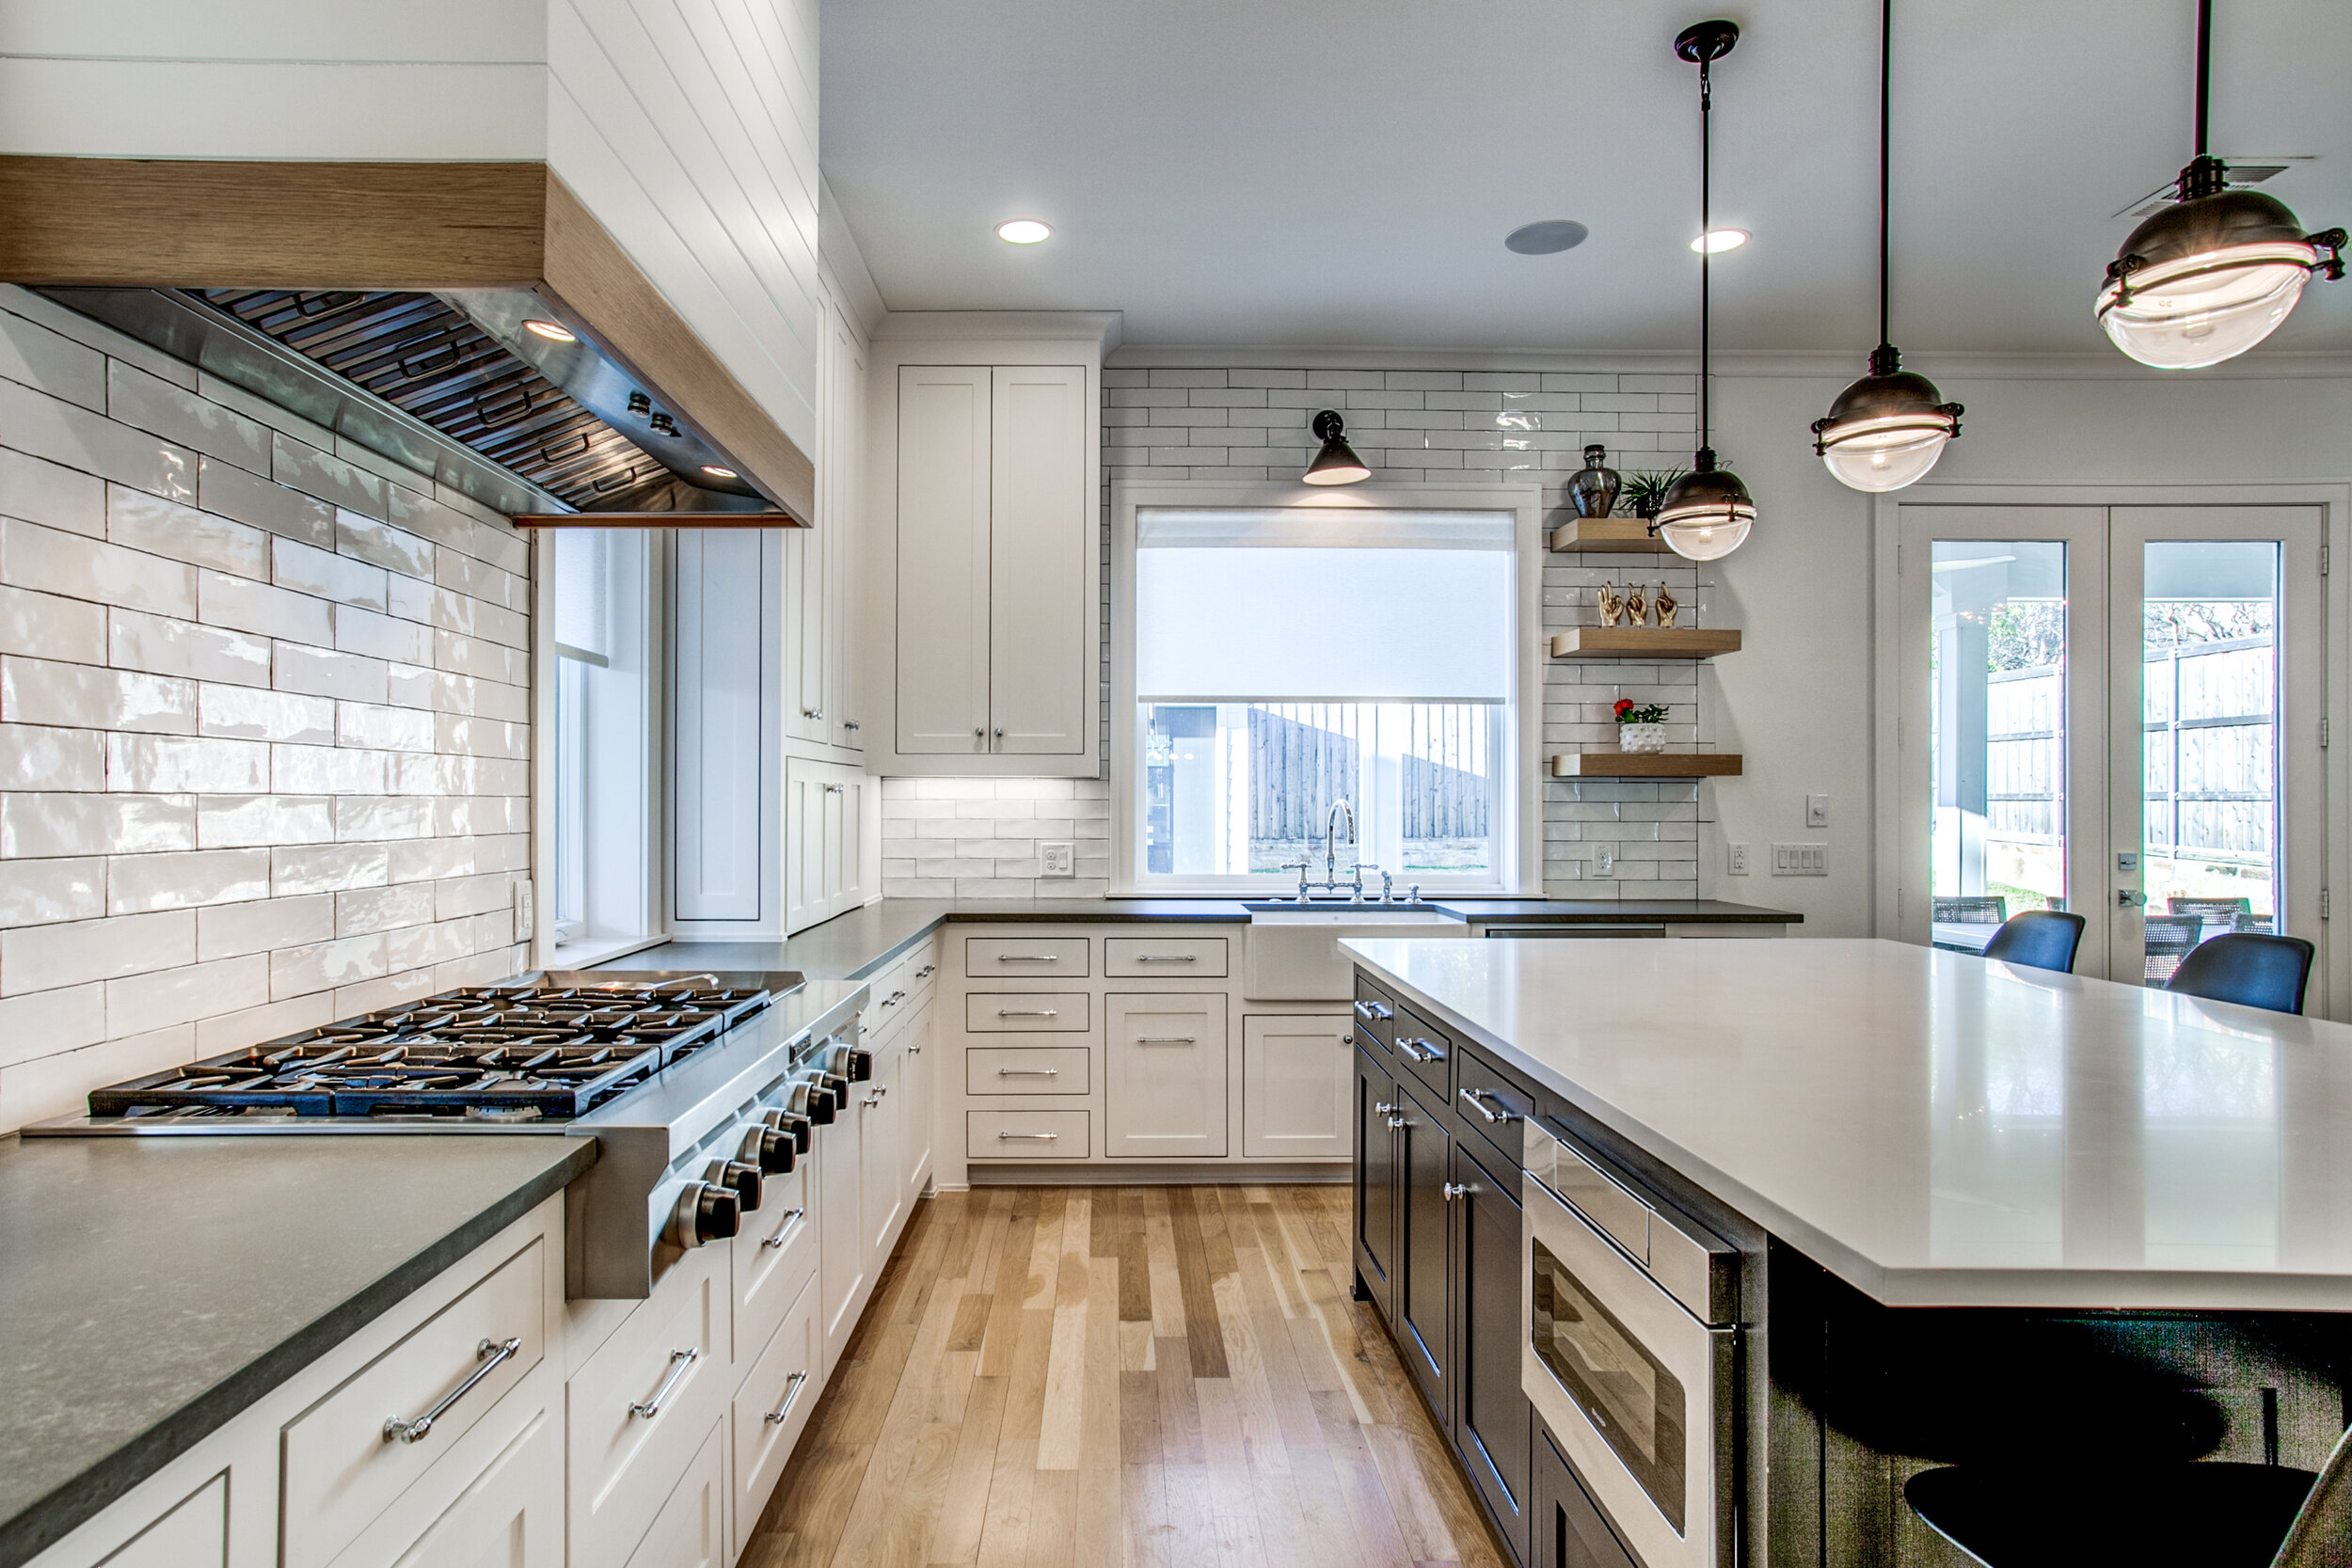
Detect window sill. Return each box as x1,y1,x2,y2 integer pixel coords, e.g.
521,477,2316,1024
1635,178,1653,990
548,932,668,970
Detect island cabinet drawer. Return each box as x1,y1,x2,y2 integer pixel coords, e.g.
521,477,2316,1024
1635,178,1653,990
1104,936,1230,977
1352,974,1397,1056
730,1157,815,1372
966,937,1089,978
969,1108,1090,1158
1390,1004,1455,1101
730,1272,821,1558
280,1236,546,1568
567,1244,724,1568
968,1045,1090,1094
966,992,1089,1032
1455,1047,1534,1165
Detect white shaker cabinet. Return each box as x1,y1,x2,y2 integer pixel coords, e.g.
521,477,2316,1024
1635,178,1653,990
789,300,868,753
866,315,1113,777
1104,993,1229,1158
784,758,873,934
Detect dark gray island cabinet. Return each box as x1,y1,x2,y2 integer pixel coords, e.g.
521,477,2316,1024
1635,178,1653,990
1345,939,2352,1568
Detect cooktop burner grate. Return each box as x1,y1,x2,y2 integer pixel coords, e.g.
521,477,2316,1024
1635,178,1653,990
87,981,774,1120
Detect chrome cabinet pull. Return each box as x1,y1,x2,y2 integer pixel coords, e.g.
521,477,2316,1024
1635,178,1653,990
1385,1115,1407,1129
804,708,823,721
1458,1087,1516,1124
1135,953,1197,963
997,1067,1060,1076
915,966,935,978
1373,1101,1398,1117
759,1207,807,1248
1395,1036,1446,1063
628,1347,699,1419
997,1131,1059,1140
1353,999,1393,1022
763,1370,810,1425
996,954,1060,962
1135,1036,1197,1045
996,1007,1059,1018
1441,1181,1471,1201
862,1086,889,1106
823,783,846,794
383,1336,521,1445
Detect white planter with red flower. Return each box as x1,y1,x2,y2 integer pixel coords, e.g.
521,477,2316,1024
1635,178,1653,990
1613,699,1670,754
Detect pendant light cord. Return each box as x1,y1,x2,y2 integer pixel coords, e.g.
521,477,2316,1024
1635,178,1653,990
1698,55,1713,462
2193,0,2212,156
1878,0,1893,352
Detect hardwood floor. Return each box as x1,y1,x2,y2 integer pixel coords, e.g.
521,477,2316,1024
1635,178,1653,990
742,1184,1509,1568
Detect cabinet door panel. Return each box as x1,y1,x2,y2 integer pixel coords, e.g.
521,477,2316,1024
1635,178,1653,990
94,1473,226,1568
859,1037,904,1265
375,1408,561,1568
1243,1015,1352,1158
1534,1428,1639,1568
825,307,865,752
818,1075,866,1366
1104,993,1228,1157
671,529,768,921
896,365,992,752
1353,1045,1399,1319
986,365,1089,754
621,1419,723,1568
900,993,934,1201
1459,1139,1532,1564
1398,1080,1453,1417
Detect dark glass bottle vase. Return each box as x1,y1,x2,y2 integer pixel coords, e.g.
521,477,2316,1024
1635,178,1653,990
1568,445,1621,518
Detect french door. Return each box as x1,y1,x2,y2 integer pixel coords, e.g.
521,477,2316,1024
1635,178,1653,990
1896,504,2325,991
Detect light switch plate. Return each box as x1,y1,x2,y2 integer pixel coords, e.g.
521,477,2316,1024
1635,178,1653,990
1772,843,1828,876
1040,842,1075,877
1805,794,1830,828
1726,843,1749,876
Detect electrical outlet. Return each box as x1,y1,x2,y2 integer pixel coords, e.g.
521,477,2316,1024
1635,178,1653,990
513,879,534,942
1593,843,1616,878
1772,843,1828,876
1726,843,1749,876
1040,841,1076,877
1806,794,1830,828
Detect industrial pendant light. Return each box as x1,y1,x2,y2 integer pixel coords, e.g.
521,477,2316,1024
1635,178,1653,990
2097,0,2344,369
1812,0,1963,492
1653,21,1756,562
1301,410,1370,484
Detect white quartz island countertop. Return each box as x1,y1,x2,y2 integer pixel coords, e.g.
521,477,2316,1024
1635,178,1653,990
1343,936,2352,1311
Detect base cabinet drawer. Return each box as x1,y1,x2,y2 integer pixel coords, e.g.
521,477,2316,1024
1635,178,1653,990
729,1274,821,1560
967,1045,1090,1095
327,1405,562,1568
1104,936,1229,977
282,1237,545,1568
623,1418,724,1568
566,1245,723,1568
730,1159,816,1373
1242,1015,1353,1158
965,991,1089,1032
968,1108,1089,1159
965,937,1089,978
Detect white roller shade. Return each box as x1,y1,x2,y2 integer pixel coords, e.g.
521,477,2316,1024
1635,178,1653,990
1136,508,1513,702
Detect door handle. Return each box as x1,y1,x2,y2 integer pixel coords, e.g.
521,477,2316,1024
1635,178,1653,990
628,1347,700,1420
758,1208,807,1248
2118,889,2146,908
382,1336,522,1444
762,1370,810,1425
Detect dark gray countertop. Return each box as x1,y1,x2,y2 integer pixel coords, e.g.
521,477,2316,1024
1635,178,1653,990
0,1134,594,1568
597,895,1798,982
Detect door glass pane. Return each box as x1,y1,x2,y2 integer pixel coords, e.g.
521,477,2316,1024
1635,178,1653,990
2139,541,2281,983
1929,543,2069,951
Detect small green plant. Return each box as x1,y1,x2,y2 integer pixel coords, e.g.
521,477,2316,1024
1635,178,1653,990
1620,469,1687,517
1614,698,1668,725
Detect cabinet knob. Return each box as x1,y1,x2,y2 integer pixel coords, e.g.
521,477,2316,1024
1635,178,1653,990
843,720,860,731
805,708,823,720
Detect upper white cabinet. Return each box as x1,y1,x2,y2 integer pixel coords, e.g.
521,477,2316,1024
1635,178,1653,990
866,315,1115,777
788,303,868,753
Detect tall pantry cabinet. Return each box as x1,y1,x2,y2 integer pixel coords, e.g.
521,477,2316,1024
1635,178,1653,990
863,314,1117,778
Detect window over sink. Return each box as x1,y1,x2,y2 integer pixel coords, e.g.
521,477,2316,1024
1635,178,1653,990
1116,498,1535,894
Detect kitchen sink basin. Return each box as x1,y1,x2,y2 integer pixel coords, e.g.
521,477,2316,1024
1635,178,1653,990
1243,901,1465,998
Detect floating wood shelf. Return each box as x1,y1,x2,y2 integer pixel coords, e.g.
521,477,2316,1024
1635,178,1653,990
1549,627,1742,659
1551,752,1743,778
1548,516,1672,553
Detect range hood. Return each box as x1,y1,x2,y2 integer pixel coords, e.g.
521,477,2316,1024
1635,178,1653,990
42,285,795,527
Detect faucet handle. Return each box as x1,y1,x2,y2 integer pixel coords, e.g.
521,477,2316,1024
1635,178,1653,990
1279,860,1312,900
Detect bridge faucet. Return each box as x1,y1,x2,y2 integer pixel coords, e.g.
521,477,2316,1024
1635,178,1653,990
1326,800,1358,886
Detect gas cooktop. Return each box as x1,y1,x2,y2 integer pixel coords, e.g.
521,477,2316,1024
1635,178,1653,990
84,974,787,1122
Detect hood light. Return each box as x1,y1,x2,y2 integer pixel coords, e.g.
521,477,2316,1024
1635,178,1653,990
702,465,739,480
523,319,577,342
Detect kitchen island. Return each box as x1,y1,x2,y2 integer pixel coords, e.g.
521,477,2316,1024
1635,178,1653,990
1342,936,2352,1568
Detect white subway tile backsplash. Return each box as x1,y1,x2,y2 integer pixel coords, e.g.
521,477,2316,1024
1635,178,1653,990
272,743,389,796
106,734,269,794
334,795,433,842
2,656,197,735
272,536,387,611
105,847,271,914
107,485,269,578
268,932,389,1000
273,433,385,520
110,609,272,687
199,455,334,546
0,857,103,928
0,377,196,501
198,569,333,645
0,448,105,536
0,982,105,1070
198,683,334,744
334,511,434,579
0,908,194,993
2,723,104,790
0,1026,189,1127
1,792,196,859
334,604,434,665
338,702,435,753
195,893,332,960
196,793,334,848
335,881,437,937
274,643,388,705
4,517,196,617
271,842,390,896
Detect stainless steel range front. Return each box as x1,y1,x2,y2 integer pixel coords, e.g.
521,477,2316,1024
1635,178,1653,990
27,971,867,1301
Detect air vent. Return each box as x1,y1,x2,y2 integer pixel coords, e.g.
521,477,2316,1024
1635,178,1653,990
2114,157,2311,219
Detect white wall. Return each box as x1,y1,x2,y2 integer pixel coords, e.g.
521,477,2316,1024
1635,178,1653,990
1706,366,2352,936
0,0,824,458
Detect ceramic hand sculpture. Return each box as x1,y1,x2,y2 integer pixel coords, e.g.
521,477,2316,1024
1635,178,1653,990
1653,583,1677,628
1597,581,1625,627
1624,584,1646,626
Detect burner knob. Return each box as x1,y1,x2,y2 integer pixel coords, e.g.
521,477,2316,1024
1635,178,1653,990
843,1049,873,1083
739,1124,795,1175
669,1182,739,1249
804,1082,836,1125
717,1158,764,1212
761,1109,812,1154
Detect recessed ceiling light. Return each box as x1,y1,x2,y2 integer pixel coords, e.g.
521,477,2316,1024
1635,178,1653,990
522,319,577,342
1691,229,1749,254
1504,220,1590,255
996,219,1052,245
702,465,739,480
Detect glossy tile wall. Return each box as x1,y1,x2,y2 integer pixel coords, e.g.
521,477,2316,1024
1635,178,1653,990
879,776,1112,898
0,286,533,1132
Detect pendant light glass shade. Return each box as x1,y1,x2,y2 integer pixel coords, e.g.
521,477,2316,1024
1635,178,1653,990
2099,168,2345,368
1814,348,1963,493
1301,409,1370,485
1654,457,1756,562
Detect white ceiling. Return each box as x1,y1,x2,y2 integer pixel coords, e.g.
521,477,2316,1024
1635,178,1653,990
818,0,2352,357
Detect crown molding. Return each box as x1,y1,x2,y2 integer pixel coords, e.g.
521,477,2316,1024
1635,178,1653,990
1105,341,2352,381
876,309,1122,349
